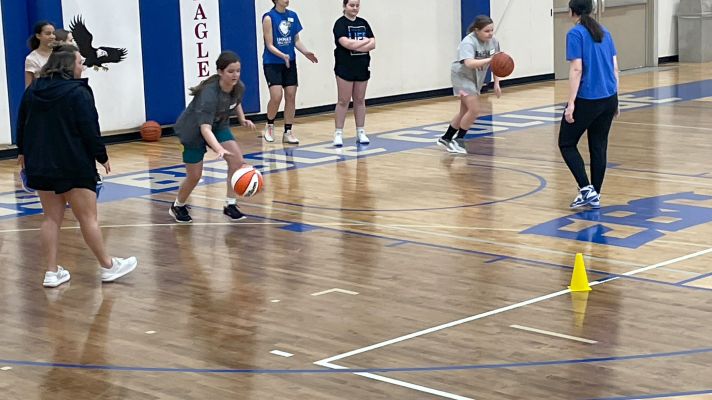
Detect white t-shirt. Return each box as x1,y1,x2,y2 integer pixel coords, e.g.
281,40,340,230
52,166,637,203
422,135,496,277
25,50,50,77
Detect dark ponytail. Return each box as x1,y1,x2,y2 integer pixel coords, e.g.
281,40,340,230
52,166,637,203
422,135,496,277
189,51,245,100
569,0,604,42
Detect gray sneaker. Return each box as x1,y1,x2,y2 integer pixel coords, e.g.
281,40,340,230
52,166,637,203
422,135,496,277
437,138,458,153
449,139,467,154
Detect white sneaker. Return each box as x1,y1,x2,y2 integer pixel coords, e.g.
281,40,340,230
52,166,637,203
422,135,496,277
333,130,343,147
263,124,275,142
44,266,71,288
283,130,299,144
356,129,370,144
101,257,138,282
450,139,467,154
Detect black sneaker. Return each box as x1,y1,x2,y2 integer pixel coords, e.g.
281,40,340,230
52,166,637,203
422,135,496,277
169,204,192,223
223,204,247,221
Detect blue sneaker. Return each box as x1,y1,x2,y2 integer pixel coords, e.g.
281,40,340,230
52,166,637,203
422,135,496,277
570,185,599,208
588,194,601,209
19,168,35,194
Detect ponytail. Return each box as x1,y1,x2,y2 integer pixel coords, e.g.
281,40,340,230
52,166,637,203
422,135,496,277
579,13,604,42
569,0,604,42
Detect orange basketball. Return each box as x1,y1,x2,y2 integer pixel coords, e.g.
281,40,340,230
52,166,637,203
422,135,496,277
140,121,162,142
231,166,264,197
491,52,515,78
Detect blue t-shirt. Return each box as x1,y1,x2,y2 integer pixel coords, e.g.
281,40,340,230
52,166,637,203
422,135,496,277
566,24,617,100
262,8,303,65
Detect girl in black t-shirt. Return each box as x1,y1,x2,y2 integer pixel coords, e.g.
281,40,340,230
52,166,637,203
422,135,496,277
332,0,375,147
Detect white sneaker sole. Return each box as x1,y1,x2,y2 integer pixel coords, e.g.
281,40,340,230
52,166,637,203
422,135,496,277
224,213,247,222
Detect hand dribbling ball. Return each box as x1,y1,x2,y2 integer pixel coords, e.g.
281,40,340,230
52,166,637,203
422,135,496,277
231,166,264,197
491,52,515,78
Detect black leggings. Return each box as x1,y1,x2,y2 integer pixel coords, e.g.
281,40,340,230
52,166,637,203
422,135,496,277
558,94,618,193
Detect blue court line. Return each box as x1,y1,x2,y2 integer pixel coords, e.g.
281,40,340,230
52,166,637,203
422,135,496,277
146,198,712,293
589,389,712,400
2,346,711,375
484,256,509,264
676,271,712,285
272,163,547,212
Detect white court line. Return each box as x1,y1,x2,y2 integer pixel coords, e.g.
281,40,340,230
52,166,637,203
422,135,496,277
509,325,598,344
615,121,712,132
315,287,574,366
0,222,336,234
311,288,359,296
0,222,521,235
313,247,712,399
270,350,294,358
315,360,475,400
656,239,712,249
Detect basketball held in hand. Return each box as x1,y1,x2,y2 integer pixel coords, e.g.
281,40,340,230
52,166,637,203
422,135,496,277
491,52,515,78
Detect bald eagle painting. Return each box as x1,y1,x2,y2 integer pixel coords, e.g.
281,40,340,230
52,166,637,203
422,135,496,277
69,16,127,71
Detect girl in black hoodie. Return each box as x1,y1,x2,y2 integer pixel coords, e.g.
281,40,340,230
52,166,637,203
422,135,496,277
17,44,137,288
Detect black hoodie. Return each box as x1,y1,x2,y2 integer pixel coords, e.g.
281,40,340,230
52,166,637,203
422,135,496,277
17,76,108,179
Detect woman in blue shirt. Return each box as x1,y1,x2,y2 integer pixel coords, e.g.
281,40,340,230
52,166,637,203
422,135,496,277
261,0,318,144
559,0,619,209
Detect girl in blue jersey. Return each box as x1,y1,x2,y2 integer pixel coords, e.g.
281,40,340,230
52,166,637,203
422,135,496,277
559,0,620,209
261,0,318,144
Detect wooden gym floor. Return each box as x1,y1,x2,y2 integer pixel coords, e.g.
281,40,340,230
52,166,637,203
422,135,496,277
0,62,711,400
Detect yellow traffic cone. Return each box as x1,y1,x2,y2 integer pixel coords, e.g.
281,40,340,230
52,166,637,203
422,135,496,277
569,253,592,292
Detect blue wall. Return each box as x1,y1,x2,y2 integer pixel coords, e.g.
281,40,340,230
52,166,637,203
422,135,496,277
220,0,260,114
2,0,63,142
461,0,490,38
139,0,185,125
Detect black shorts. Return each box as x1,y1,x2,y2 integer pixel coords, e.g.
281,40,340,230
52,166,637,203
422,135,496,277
335,66,370,82
264,63,298,87
28,175,98,194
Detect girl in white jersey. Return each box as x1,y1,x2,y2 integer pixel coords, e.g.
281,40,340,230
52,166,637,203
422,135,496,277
438,16,502,154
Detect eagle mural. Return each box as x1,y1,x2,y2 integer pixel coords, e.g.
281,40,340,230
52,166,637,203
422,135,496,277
69,16,127,71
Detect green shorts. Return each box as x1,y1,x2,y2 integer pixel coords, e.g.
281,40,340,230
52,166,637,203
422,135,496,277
182,129,235,164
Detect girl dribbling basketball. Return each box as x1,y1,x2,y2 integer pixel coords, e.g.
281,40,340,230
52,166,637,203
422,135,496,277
171,51,256,223
438,15,502,154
